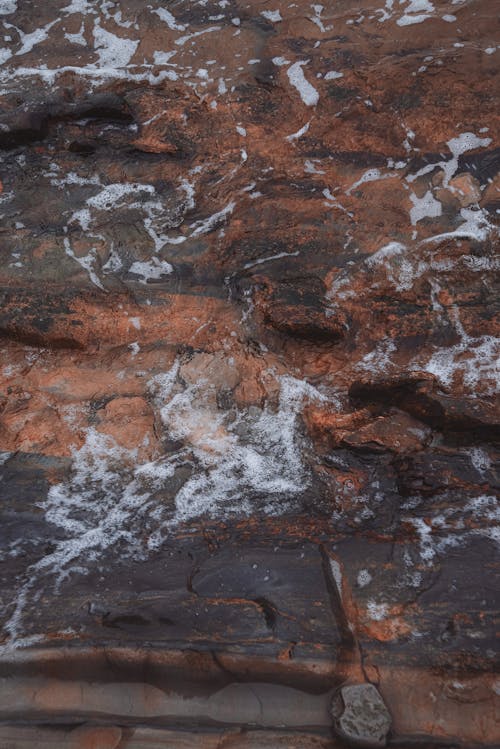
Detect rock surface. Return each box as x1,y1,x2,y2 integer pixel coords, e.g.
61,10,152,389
331,684,391,748
0,0,499,747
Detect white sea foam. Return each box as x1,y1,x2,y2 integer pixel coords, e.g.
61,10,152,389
463,495,500,545
189,201,235,237
346,168,387,195
60,175,233,286
65,26,87,46
321,188,352,216
63,237,104,290
376,0,394,22
425,332,500,394
357,339,396,374
153,50,177,66
1,362,327,645
0,0,17,14
62,0,94,13
304,159,325,174
86,182,155,210
422,207,494,244
287,61,319,106
51,171,100,188
153,7,186,31
348,234,499,388
286,121,310,142
366,241,406,266
406,131,491,189
324,71,343,80
128,257,173,283
357,569,372,587
175,26,221,47
180,178,196,210
404,493,500,566
154,371,321,525
0,48,12,65
16,20,59,57
1,430,157,646
443,132,491,186
0,63,179,86
409,190,442,225
469,447,491,475
64,182,180,285
243,251,300,269
424,304,499,394
93,21,138,68
366,240,421,291
272,56,290,67
367,600,388,620
397,0,435,26
309,4,327,32
360,244,498,390
261,10,282,22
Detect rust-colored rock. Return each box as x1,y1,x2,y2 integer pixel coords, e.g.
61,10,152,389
0,0,498,747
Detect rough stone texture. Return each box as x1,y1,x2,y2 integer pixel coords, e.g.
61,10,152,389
331,684,391,748
0,0,499,747
0,726,337,749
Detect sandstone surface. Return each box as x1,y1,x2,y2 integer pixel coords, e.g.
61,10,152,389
0,0,498,747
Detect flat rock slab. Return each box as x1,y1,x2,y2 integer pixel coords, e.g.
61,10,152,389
0,726,337,749
0,528,341,688
0,677,332,728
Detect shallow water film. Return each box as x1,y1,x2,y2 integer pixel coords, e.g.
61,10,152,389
0,1,498,747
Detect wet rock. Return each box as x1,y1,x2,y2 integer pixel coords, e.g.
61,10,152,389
331,683,391,748
0,726,335,749
255,279,347,342
349,373,499,443
448,172,482,207
0,0,498,746
0,725,123,749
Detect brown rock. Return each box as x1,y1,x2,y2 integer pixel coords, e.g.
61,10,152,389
448,172,482,207
69,726,122,749
0,1,498,746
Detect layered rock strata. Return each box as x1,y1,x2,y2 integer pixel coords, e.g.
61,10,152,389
0,0,498,747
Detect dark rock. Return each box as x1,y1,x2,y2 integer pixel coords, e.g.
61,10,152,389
0,0,498,745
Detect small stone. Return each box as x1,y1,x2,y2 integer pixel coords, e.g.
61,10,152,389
331,683,391,748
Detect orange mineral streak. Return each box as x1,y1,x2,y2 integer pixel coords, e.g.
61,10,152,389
0,1,498,746
359,608,414,643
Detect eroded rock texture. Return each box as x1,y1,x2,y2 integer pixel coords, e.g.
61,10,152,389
0,0,498,747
